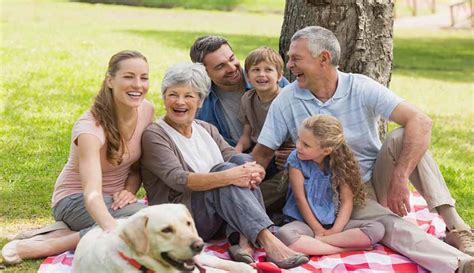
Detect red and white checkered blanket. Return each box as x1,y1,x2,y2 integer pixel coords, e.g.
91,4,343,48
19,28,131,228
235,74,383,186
38,192,446,273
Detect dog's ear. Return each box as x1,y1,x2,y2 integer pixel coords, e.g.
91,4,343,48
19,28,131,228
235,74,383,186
119,214,150,256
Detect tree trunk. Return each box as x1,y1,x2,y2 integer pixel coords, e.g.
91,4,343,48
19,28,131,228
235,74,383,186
279,0,394,139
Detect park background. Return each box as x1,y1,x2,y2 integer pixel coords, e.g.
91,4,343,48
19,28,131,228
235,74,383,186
0,0,472,272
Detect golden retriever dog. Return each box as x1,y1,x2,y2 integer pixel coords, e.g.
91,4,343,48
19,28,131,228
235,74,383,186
73,203,255,273
73,204,204,273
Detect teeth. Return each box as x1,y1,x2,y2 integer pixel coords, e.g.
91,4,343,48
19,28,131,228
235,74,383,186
127,92,141,97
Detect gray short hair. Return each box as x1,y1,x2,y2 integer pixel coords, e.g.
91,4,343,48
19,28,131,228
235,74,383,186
161,63,211,102
291,26,341,66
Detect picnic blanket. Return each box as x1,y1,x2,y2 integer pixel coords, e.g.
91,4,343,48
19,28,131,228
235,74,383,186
38,191,446,273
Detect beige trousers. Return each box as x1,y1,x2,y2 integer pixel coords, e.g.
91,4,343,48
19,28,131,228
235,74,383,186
352,128,469,273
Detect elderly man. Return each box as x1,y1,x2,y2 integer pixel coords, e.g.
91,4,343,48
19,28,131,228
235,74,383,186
253,26,473,273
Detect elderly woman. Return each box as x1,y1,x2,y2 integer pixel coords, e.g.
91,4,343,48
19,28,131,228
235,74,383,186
140,63,308,269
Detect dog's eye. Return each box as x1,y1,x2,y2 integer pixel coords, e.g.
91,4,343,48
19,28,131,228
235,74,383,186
186,221,191,226
161,226,174,233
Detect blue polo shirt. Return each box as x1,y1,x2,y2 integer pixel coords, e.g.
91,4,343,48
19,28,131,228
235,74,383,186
258,70,404,182
197,70,289,146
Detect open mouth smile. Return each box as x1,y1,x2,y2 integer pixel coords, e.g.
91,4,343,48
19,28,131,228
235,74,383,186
256,79,269,84
294,72,303,79
172,108,188,114
161,252,195,271
127,91,143,98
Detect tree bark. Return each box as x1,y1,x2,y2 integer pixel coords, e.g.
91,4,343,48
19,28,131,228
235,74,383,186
280,0,394,139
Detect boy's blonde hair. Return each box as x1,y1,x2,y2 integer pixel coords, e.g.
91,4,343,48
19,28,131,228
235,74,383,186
244,47,284,76
303,115,366,207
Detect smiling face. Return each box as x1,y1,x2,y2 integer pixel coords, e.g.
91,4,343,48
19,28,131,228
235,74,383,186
246,60,281,94
106,57,149,109
202,44,243,91
163,85,201,128
287,39,322,91
296,128,332,165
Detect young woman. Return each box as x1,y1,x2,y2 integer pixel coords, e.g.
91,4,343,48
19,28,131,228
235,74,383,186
275,115,385,255
2,50,154,263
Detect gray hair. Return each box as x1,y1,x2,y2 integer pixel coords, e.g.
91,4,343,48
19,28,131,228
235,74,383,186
161,63,211,102
291,26,341,66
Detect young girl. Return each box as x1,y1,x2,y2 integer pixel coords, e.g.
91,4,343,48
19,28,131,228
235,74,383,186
275,115,385,255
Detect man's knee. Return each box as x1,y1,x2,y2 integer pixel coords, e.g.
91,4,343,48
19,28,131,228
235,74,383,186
385,127,404,148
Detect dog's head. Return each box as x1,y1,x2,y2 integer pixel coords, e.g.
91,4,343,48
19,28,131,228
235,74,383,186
119,204,204,272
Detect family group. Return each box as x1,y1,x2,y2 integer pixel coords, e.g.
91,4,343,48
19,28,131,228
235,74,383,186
2,26,473,273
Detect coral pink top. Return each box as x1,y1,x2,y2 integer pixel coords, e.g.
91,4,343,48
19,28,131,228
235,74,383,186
51,100,154,207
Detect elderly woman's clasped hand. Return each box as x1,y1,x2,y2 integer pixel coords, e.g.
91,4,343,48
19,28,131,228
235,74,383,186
226,161,265,189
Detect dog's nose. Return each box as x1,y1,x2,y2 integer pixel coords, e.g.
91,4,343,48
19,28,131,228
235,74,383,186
190,240,204,254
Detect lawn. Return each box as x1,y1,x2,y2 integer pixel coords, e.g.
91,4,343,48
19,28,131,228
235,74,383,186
0,1,473,272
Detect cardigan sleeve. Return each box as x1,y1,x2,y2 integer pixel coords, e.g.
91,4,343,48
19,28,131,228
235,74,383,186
141,124,190,193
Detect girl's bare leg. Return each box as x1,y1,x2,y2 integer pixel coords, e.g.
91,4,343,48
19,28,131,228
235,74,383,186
288,235,348,256
316,229,372,248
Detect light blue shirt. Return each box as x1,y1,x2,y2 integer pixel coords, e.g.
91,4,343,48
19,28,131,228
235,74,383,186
283,150,336,225
258,70,404,182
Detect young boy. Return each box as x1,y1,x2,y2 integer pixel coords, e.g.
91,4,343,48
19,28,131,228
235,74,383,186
235,47,287,153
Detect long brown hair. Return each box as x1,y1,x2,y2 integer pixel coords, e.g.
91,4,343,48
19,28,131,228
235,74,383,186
90,50,147,166
302,115,366,207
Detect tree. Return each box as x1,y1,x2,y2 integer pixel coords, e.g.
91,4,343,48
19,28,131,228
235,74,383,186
279,0,394,138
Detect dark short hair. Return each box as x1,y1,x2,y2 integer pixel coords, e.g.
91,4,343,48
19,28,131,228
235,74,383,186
190,35,231,63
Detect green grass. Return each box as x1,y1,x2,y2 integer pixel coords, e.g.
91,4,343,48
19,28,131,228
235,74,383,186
394,0,453,18
1,1,473,272
391,27,474,224
75,0,285,13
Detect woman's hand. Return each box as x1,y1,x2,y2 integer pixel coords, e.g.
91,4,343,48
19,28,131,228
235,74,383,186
227,162,265,189
111,190,137,210
246,162,266,186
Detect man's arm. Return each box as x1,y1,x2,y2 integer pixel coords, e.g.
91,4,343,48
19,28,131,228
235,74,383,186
387,101,433,216
252,143,275,173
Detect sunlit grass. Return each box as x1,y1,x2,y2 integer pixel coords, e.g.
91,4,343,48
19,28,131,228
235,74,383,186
1,1,472,271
